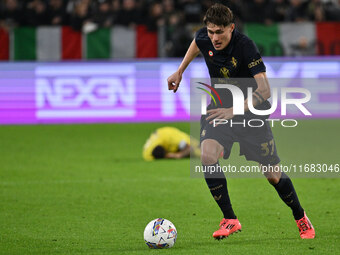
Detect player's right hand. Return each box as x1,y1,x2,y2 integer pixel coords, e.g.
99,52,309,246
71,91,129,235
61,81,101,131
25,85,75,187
167,71,182,93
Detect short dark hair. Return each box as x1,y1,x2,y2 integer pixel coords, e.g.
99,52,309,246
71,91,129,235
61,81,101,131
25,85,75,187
152,146,166,159
203,3,234,27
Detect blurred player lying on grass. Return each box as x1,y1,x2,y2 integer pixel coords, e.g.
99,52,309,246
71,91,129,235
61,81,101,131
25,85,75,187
143,127,200,161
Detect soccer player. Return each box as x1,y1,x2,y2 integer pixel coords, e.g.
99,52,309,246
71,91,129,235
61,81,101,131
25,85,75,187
143,127,200,161
167,4,315,239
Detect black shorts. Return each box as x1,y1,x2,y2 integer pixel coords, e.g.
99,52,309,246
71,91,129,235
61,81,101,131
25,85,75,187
200,115,280,165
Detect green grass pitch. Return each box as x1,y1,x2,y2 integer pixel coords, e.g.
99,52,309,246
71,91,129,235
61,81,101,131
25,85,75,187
0,120,339,254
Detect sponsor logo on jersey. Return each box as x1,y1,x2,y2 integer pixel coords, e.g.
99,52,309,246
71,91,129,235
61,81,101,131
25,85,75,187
248,58,263,68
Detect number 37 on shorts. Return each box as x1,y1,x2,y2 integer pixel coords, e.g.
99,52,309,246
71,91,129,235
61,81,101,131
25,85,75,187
261,139,275,157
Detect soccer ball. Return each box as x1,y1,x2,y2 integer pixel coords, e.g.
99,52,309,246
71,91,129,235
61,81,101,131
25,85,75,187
143,218,177,249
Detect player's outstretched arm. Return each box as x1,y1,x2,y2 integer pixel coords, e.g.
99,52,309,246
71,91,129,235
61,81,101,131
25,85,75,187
167,39,200,93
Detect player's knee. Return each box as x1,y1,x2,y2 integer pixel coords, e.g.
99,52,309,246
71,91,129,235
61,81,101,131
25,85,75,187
262,164,281,185
201,140,222,165
201,151,218,165
266,175,280,185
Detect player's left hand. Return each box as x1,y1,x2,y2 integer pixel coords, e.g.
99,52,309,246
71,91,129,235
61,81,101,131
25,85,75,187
206,108,234,124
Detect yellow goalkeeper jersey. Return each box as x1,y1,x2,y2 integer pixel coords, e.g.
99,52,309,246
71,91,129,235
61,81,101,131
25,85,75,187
143,127,191,161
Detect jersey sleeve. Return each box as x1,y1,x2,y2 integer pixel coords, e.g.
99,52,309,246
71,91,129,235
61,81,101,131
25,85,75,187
178,140,188,150
175,132,190,151
195,27,208,51
242,39,266,76
163,128,190,153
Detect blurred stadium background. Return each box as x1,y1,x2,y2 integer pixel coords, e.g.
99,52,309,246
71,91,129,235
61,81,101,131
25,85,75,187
1,0,340,59
0,0,340,254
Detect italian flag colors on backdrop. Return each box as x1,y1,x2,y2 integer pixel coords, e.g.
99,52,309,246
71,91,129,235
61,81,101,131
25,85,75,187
0,25,158,61
0,22,339,60
245,22,340,56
